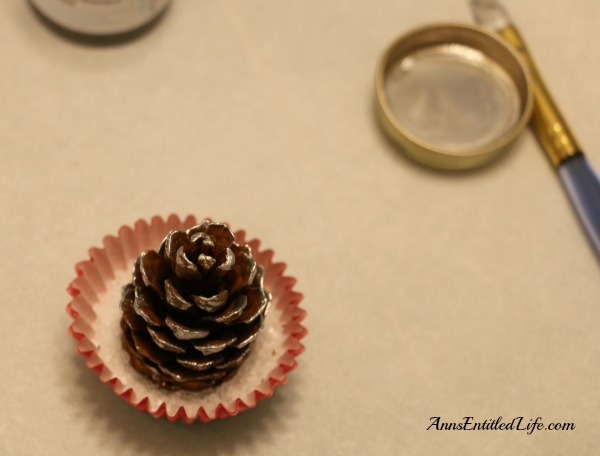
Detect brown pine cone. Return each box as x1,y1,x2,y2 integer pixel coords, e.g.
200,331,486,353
120,221,270,391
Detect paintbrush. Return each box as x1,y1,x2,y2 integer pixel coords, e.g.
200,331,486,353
470,0,600,258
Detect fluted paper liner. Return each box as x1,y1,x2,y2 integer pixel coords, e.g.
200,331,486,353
66,215,307,423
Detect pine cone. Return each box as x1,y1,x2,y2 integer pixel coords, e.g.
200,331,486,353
120,221,270,391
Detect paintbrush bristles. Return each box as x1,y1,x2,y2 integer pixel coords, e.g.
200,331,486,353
470,0,511,31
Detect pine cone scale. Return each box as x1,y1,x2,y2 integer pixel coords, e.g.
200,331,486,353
208,295,247,324
130,330,170,364
164,279,193,311
215,248,235,274
164,315,210,340
191,330,237,355
132,288,164,326
227,252,257,294
147,326,187,353
197,253,216,271
176,353,224,371
123,335,164,378
204,223,235,250
132,259,145,289
192,289,228,312
214,346,250,370
175,248,201,280
233,318,264,349
237,288,269,324
121,288,146,332
139,250,168,298
159,362,228,382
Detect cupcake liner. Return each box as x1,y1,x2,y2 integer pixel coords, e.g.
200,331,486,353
66,215,307,423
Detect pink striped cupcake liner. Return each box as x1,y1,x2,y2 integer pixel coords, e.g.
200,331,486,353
66,214,307,423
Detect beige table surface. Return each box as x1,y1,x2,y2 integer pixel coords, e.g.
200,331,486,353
1,1,599,454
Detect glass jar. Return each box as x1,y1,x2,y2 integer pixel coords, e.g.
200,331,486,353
30,0,171,36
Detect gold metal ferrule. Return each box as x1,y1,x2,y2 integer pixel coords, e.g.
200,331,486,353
498,25,580,167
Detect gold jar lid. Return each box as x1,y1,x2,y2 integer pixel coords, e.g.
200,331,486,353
376,23,533,170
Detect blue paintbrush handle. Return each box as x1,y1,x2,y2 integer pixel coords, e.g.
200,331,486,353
558,153,600,257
